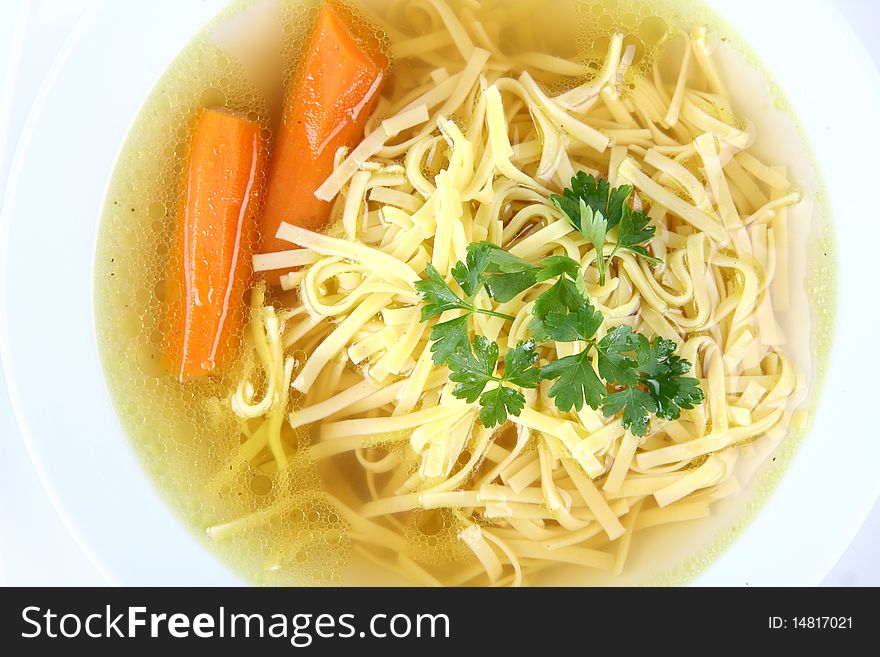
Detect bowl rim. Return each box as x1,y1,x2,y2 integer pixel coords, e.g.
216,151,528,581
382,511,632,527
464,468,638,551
2,0,879,586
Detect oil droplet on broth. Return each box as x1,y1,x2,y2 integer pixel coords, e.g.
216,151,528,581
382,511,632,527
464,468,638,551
250,473,273,495
153,279,168,303
199,87,227,108
639,15,668,46
415,509,445,536
620,11,637,28
148,201,167,220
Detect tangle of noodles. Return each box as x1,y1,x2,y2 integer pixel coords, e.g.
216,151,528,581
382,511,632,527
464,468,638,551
204,0,811,586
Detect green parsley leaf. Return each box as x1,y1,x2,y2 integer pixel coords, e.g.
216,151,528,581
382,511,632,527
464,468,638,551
428,316,470,365
478,243,543,303
502,340,541,388
635,337,677,377
484,270,540,303
532,277,583,318
447,336,539,427
530,278,581,340
551,172,631,231
534,254,589,298
649,373,704,421
530,278,603,343
451,243,494,299
479,386,526,428
536,255,582,282
447,335,499,403
414,264,471,320
635,338,704,421
480,243,537,272
553,173,660,284
602,386,656,436
550,304,603,343
605,185,634,231
416,255,517,328
539,349,606,412
594,325,641,386
597,334,704,435
579,199,607,244
614,206,661,263
577,201,609,284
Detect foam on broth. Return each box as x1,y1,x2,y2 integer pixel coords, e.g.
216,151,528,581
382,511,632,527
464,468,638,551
94,0,834,585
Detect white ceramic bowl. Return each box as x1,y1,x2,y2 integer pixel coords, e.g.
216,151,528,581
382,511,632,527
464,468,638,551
2,0,879,585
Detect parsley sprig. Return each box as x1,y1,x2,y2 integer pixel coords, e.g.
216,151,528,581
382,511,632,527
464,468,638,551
447,338,541,428
415,263,516,323
415,243,542,365
413,175,704,434
597,327,705,435
551,172,661,285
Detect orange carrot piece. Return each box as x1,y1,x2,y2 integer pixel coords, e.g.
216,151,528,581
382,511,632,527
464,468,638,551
164,108,265,380
260,2,388,274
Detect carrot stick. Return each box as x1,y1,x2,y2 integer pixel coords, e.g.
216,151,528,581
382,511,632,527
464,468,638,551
164,108,265,380
259,2,388,278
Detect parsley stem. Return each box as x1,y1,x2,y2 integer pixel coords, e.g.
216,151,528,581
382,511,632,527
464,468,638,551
608,245,620,262
472,307,516,321
598,246,622,286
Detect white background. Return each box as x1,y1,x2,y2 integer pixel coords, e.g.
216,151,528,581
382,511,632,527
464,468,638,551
0,0,877,586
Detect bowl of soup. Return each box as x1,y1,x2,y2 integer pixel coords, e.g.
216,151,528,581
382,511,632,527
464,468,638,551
1,0,878,586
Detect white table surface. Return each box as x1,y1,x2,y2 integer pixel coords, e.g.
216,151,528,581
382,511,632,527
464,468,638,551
1,0,878,587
